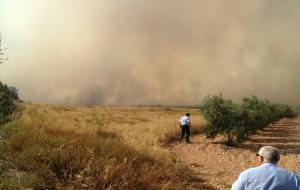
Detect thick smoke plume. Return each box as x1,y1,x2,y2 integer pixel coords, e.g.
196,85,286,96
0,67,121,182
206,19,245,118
0,0,300,105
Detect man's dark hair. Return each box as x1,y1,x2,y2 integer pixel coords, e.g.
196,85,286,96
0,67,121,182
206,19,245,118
186,113,190,117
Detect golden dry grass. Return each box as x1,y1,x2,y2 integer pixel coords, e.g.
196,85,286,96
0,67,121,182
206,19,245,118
22,104,205,159
8,104,299,189
0,105,213,190
1,104,213,190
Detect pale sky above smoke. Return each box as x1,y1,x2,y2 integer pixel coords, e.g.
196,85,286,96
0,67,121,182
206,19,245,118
0,0,300,105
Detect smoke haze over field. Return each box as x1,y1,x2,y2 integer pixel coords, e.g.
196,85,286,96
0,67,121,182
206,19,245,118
0,0,300,105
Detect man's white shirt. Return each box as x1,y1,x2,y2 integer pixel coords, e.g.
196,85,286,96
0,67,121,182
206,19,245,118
179,116,190,126
232,163,300,190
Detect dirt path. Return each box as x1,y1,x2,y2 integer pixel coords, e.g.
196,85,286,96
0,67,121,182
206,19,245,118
172,116,300,190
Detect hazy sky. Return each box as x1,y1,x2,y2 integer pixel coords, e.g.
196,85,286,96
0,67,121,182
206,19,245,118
0,0,300,105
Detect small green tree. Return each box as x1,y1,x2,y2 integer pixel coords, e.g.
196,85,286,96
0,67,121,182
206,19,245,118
242,96,269,133
200,94,238,145
8,86,19,100
0,82,15,122
0,34,15,122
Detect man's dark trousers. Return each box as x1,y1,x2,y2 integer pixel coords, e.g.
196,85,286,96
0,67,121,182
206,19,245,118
181,125,190,142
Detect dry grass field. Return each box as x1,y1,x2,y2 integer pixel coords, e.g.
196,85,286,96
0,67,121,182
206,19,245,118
1,104,299,190
23,104,205,158
0,104,212,190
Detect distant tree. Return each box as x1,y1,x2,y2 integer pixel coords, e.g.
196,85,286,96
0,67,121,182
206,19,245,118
0,34,15,122
0,33,8,64
295,106,300,114
8,86,19,100
0,82,15,122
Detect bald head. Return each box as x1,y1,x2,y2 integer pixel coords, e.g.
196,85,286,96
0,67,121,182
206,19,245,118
258,146,280,164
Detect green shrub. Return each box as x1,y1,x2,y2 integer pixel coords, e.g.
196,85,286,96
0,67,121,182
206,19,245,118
200,95,239,145
8,87,19,101
0,82,15,123
200,95,296,145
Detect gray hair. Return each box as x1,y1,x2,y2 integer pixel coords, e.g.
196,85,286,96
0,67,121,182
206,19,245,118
258,146,280,164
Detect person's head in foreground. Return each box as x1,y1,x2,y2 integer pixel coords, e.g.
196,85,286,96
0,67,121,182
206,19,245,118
231,146,300,190
256,146,280,165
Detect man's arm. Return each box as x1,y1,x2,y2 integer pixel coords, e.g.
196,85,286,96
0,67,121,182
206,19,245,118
187,118,191,128
231,172,246,190
289,171,300,189
232,180,243,190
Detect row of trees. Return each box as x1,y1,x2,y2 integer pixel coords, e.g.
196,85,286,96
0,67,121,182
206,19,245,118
200,94,296,145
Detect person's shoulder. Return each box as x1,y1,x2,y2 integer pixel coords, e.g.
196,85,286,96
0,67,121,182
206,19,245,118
276,167,300,177
239,166,262,177
275,166,294,173
277,168,300,185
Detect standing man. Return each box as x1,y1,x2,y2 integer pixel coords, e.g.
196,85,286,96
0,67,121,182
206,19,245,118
232,146,300,190
179,113,191,143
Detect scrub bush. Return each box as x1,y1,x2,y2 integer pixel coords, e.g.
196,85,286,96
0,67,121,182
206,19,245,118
0,82,15,123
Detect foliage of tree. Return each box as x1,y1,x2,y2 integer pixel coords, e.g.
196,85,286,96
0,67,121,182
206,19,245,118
0,82,15,122
0,34,16,122
200,94,297,145
8,86,19,100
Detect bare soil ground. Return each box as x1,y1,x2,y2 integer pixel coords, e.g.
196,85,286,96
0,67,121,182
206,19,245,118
172,115,300,190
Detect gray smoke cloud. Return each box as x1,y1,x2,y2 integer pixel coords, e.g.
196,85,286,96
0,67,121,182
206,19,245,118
0,0,300,105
